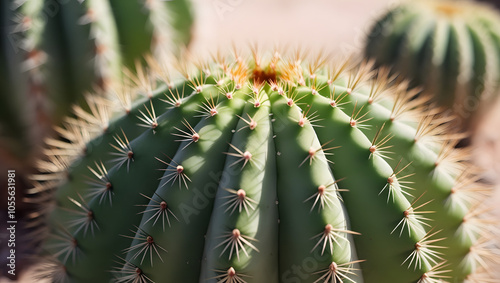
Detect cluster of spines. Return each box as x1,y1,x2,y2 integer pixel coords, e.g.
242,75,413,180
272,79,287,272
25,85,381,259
327,60,499,281
29,49,499,282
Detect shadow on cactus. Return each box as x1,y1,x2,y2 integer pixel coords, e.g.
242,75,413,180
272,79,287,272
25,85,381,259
32,50,498,282
365,0,500,130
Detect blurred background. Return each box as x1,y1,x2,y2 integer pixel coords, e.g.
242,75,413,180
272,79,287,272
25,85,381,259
191,0,393,57
2,0,500,281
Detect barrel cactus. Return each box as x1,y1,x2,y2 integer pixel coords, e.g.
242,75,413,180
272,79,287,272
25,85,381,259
32,50,498,282
0,0,193,185
365,0,500,128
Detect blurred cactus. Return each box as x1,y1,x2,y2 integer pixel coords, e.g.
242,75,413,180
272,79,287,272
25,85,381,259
32,50,498,282
0,0,192,278
365,0,500,129
1,0,192,166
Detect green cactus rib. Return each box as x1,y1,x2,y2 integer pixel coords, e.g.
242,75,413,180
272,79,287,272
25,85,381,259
199,100,279,282
365,0,500,127
34,52,497,283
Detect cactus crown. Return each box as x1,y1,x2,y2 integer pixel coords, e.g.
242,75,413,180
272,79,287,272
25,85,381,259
32,49,497,283
432,2,464,17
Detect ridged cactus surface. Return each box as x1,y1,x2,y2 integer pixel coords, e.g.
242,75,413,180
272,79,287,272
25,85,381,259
34,51,497,282
365,0,500,127
0,0,192,172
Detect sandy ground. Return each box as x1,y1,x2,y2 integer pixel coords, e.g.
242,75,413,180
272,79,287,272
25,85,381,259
5,0,500,281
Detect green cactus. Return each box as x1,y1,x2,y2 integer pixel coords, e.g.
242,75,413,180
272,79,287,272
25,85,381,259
0,0,192,277
33,51,497,283
364,0,500,128
0,0,193,179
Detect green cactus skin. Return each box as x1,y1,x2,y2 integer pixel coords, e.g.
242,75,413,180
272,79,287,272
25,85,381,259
0,0,193,181
33,51,498,283
365,0,500,128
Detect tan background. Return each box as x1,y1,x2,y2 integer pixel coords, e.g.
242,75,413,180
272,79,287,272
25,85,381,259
191,0,397,56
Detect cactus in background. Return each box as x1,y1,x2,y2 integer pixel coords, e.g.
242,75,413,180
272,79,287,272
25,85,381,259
0,0,193,184
32,50,498,283
365,0,500,129
0,0,192,277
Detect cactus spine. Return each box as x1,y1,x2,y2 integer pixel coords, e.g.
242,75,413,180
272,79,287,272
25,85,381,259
33,50,498,282
365,0,500,128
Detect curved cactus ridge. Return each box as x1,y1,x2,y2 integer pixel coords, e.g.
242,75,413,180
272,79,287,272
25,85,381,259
0,0,193,171
33,50,498,283
365,0,500,127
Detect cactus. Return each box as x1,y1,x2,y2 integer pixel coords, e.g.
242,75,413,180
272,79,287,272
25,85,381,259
0,0,193,182
32,50,498,283
0,0,192,277
364,0,500,128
